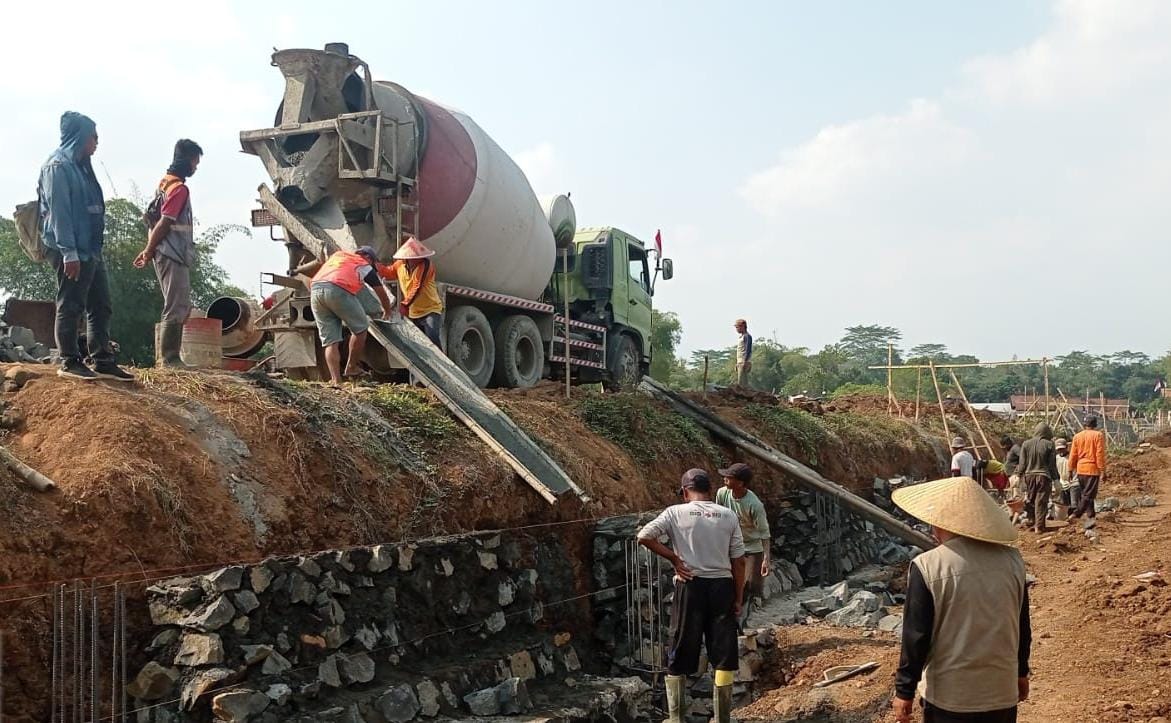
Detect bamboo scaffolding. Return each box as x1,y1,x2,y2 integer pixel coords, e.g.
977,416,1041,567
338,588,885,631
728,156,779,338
915,367,922,423
949,369,997,461
929,362,951,440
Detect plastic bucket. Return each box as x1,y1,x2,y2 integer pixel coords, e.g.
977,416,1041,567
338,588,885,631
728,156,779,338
155,318,223,368
1052,503,1069,521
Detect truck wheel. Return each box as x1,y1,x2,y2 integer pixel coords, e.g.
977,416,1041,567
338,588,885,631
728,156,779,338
446,305,495,388
492,315,544,389
606,334,642,391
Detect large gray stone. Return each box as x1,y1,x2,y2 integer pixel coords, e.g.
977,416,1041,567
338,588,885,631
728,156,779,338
377,683,421,722
827,581,850,606
288,573,317,605
233,590,260,614
849,590,883,613
825,599,885,629
878,614,904,634
211,690,270,722
181,668,233,710
126,661,178,700
179,596,236,632
417,679,441,717
147,628,179,651
463,687,500,716
397,544,416,571
368,545,395,573
509,650,536,680
250,565,274,593
204,567,244,593
174,633,224,666
263,650,292,675
478,551,499,570
241,644,275,665
498,581,516,606
485,611,506,633
496,677,532,715
340,652,376,684
265,683,292,705
320,572,352,596
318,656,342,688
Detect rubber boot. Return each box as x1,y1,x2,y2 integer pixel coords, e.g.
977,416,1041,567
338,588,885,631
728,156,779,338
712,684,734,723
158,323,193,369
663,675,685,723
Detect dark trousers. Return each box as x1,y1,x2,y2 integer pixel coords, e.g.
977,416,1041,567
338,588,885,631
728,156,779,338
47,249,113,363
411,313,442,347
923,701,1017,722
666,577,738,676
739,552,764,627
1023,474,1051,529
1072,474,1101,518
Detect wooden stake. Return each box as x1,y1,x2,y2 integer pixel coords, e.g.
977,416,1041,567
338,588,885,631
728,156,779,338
950,369,997,461
929,361,951,440
915,367,922,423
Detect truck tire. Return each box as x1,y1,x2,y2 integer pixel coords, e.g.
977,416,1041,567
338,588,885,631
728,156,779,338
606,334,642,391
492,315,544,389
446,305,495,388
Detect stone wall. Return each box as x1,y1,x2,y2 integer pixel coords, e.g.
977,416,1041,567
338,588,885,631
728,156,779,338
131,530,646,722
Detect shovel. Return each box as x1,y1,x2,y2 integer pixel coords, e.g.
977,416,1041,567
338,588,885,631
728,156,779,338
813,661,880,688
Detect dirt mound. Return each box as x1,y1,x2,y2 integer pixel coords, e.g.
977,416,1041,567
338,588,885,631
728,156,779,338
1145,430,1171,448
1106,450,1164,495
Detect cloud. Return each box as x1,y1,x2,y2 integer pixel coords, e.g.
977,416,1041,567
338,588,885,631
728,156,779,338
730,0,1171,359
513,142,558,193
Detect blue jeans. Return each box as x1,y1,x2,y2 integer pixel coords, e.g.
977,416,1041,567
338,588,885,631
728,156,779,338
411,313,442,347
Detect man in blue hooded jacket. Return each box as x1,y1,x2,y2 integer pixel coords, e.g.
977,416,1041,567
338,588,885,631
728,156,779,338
38,111,133,381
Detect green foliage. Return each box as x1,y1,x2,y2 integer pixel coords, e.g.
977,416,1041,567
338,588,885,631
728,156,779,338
820,412,913,447
649,309,683,382
367,385,459,442
0,201,249,366
829,383,886,399
577,393,720,465
743,404,828,465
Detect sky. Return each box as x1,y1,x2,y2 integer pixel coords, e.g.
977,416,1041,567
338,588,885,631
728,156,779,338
2,1,1169,362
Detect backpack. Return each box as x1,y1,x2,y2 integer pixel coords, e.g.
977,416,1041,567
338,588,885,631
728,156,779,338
143,177,185,230
13,199,47,263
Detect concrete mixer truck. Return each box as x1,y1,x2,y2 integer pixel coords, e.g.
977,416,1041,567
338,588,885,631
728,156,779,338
235,43,673,389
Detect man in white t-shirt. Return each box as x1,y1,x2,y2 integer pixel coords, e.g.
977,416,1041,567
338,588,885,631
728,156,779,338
639,469,746,723
950,437,975,478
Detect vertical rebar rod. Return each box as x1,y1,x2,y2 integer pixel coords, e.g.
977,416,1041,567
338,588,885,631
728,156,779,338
110,584,118,723
1,628,6,723
90,580,97,723
74,582,81,723
624,541,633,655
119,585,126,723
51,585,59,723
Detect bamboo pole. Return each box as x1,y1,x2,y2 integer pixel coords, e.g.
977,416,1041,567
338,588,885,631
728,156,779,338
869,359,1047,371
0,445,56,491
915,367,922,423
950,369,997,461
929,361,951,440
702,355,709,399
1043,358,1051,426
887,343,894,417
1057,389,1085,431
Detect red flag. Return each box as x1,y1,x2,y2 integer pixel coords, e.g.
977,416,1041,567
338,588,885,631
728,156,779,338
654,229,662,256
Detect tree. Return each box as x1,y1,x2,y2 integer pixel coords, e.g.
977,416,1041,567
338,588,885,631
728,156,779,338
648,309,683,382
837,324,902,385
0,200,249,366
908,343,948,361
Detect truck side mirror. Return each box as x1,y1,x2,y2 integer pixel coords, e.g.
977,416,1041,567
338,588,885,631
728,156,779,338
660,258,674,280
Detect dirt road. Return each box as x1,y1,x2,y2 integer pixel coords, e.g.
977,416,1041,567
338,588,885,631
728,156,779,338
740,449,1171,722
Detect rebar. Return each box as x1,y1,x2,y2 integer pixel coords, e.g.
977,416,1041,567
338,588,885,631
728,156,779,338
119,585,126,723
74,582,81,723
1,628,6,723
624,541,633,655
51,585,59,723
110,584,118,723
90,580,97,723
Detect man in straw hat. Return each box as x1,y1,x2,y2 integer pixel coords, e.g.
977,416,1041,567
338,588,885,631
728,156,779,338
387,237,443,347
949,437,974,478
638,469,746,723
300,245,394,385
891,476,1032,723
1017,423,1060,534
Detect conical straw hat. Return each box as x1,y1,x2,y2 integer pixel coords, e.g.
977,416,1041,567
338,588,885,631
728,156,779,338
393,237,435,260
891,476,1017,545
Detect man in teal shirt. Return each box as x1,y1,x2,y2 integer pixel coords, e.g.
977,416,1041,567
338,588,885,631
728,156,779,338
716,462,771,627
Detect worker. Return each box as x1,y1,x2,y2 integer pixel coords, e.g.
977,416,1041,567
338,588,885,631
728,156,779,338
38,112,133,382
134,139,204,367
977,458,1010,501
1017,423,1059,534
949,437,974,478
638,469,745,723
734,319,753,388
1068,416,1107,523
715,462,771,628
892,476,1031,723
1054,437,1079,510
305,246,393,385
1001,435,1023,498
388,237,443,347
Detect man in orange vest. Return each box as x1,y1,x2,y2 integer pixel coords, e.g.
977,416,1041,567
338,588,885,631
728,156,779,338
1068,416,1108,523
387,237,443,346
306,246,393,385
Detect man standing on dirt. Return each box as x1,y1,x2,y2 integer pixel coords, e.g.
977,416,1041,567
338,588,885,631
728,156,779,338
1055,437,1079,510
638,469,746,723
734,319,752,388
134,139,203,367
1068,416,1107,523
1001,435,1023,497
892,476,1031,723
716,462,771,628
1018,423,1060,534
949,437,974,478
299,246,394,385
38,111,134,382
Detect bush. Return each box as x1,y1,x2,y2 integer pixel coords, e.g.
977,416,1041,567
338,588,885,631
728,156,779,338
743,404,829,465
578,394,721,465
